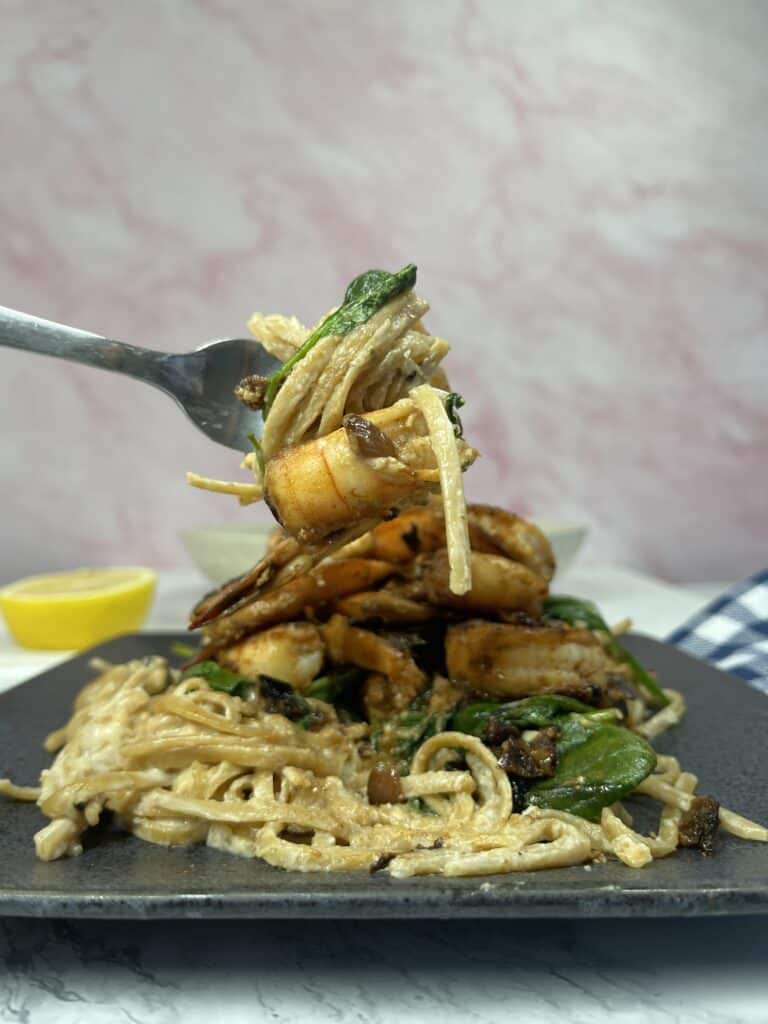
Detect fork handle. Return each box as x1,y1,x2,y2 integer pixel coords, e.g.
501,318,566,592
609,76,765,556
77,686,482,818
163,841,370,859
0,305,178,392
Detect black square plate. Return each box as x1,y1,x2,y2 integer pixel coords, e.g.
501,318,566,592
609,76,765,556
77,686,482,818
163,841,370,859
0,633,766,918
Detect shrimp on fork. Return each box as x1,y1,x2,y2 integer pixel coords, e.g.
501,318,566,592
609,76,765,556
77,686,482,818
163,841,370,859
263,398,476,545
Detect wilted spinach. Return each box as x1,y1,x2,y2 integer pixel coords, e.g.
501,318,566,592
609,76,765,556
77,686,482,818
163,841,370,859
247,431,265,476
450,695,595,738
526,716,657,820
305,667,365,703
450,691,655,820
372,690,451,773
181,660,252,696
444,392,466,437
171,641,198,660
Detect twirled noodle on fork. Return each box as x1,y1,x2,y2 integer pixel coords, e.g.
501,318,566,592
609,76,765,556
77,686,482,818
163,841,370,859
3,266,767,879
187,266,478,598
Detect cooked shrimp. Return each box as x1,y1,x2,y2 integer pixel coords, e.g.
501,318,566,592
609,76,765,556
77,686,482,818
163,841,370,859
362,672,400,720
190,521,381,628
419,551,548,617
334,588,434,624
336,504,447,562
445,620,629,699
263,397,476,545
190,532,306,627
467,506,555,583
336,503,554,583
217,623,325,688
323,614,426,709
202,559,396,650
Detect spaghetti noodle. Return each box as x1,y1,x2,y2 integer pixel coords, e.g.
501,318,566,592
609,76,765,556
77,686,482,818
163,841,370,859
3,267,766,876
3,504,766,874
187,265,477,595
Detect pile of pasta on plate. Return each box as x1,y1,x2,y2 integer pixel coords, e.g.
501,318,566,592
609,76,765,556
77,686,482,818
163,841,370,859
3,265,766,874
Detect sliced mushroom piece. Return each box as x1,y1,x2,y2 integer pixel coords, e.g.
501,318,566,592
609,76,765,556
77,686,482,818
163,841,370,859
678,796,720,854
367,764,404,805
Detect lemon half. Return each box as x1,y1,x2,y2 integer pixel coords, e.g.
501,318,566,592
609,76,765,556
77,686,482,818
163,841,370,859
0,568,156,650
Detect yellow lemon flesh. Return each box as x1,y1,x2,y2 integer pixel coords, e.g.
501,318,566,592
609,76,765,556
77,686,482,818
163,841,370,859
0,568,156,650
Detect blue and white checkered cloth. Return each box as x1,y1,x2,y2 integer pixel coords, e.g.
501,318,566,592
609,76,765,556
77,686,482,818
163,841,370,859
668,570,768,695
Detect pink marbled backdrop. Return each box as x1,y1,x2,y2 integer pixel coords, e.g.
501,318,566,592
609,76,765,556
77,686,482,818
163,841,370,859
1,0,766,583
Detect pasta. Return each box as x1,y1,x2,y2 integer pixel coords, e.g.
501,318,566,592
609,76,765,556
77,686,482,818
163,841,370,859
187,265,477,595
3,265,767,877
3,503,766,874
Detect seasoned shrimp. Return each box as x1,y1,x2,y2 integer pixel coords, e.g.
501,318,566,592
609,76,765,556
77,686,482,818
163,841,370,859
334,587,434,624
202,559,396,650
419,551,548,617
337,503,554,583
217,623,325,688
445,620,630,700
467,506,555,583
323,614,426,709
190,532,306,627
336,505,447,563
190,521,381,628
263,397,476,545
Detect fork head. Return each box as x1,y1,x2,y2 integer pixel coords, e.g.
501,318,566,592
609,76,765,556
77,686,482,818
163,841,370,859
172,337,281,452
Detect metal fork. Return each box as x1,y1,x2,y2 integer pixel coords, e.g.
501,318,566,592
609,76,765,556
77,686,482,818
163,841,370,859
0,306,280,451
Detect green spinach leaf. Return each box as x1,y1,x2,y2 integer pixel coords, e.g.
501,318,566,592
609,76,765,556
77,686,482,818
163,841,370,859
171,641,198,659
444,392,466,437
526,716,657,820
181,660,252,696
372,690,450,772
263,264,417,415
407,796,437,815
450,695,594,738
305,667,365,703
181,662,316,727
247,432,265,476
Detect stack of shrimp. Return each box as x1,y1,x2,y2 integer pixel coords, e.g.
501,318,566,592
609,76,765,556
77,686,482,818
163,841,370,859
189,500,633,719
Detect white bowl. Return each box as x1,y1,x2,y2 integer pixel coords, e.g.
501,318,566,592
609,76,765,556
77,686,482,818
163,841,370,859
532,519,588,578
181,520,587,586
181,525,273,586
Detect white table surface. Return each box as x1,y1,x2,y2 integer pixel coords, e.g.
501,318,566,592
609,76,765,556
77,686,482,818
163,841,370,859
2,565,766,1024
